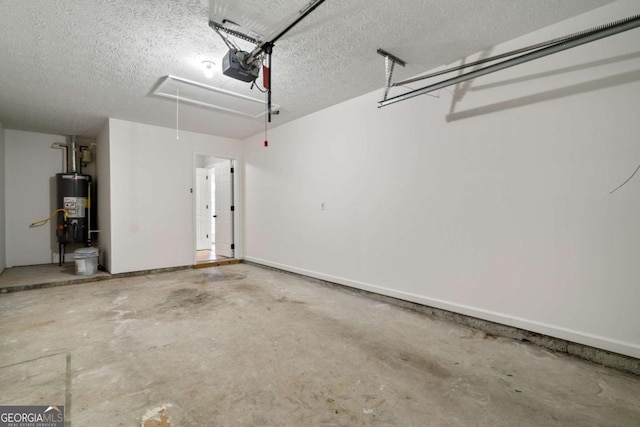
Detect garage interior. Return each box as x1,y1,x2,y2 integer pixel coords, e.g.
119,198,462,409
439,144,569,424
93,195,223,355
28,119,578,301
1,0,639,425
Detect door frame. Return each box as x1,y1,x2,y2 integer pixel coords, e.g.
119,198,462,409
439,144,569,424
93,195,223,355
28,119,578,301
195,167,211,250
192,153,240,264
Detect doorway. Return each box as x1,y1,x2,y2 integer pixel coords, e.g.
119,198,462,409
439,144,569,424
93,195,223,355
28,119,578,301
195,155,235,264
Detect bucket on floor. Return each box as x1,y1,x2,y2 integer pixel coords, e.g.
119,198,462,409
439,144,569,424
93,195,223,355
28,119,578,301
74,247,99,276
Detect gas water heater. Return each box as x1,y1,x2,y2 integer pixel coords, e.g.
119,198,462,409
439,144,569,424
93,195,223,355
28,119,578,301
56,136,93,264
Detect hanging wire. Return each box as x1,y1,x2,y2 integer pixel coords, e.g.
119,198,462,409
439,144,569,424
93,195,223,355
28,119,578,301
395,84,441,98
610,162,640,194
264,89,268,147
250,55,269,93
251,78,267,93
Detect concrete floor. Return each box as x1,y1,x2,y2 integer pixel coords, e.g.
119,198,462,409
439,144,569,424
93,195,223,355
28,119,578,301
0,262,111,292
1,264,639,426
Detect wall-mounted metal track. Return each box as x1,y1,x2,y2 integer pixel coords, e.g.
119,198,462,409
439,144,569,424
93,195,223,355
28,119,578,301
378,14,640,108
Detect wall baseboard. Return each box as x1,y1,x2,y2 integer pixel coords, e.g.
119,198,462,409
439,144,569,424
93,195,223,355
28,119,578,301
243,257,640,376
109,264,193,279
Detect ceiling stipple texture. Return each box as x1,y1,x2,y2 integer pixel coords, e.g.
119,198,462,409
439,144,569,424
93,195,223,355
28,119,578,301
0,0,614,139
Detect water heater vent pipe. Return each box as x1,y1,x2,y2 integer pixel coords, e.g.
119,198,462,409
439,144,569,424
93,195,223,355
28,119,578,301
67,135,79,173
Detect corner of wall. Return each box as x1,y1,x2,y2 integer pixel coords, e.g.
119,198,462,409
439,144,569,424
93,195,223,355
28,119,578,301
96,119,112,273
0,122,5,273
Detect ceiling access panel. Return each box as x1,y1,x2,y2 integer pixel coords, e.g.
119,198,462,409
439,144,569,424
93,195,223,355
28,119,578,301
153,75,279,119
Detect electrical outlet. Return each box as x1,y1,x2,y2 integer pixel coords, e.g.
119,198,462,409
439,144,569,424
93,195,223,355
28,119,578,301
321,202,325,211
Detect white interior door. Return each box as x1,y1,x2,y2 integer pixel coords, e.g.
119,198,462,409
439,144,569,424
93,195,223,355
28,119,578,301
209,167,216,249
215,161,233,257
195,168,211,250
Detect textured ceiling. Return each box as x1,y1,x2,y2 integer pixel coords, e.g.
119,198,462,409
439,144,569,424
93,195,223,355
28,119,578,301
0,0,615,140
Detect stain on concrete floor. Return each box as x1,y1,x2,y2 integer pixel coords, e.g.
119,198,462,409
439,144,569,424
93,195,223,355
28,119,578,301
164,288,213,307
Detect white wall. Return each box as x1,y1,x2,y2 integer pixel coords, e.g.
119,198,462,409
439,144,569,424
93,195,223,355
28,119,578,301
5,130,66,266
107,118,242,274
0,122,5,273
96,121,111,271
204,156,228,168
243,1,640,358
